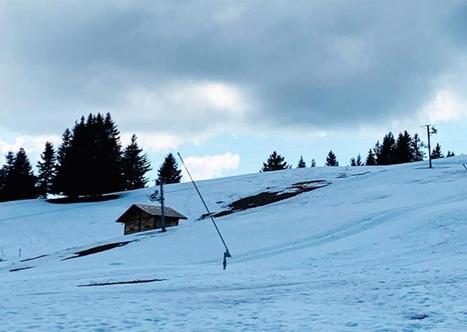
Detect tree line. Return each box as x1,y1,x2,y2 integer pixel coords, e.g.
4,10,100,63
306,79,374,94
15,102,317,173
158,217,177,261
0,113,182,202
0,120,457,201
261,130,454,172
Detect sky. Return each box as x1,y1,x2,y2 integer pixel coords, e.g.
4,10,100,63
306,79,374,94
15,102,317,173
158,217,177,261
0,0,466,180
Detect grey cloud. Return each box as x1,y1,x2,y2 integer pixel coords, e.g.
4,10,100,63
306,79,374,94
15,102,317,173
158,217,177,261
0,0,466,135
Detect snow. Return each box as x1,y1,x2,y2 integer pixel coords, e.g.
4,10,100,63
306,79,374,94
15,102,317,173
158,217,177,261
1,157,466,331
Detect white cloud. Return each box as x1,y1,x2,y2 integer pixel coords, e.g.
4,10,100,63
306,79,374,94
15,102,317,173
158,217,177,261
121,132,182,152
116,80,249,135
114,80,252,153
212,3,247,24
0,135,62,168
422,89,467,123
0,135,61,155
183,153,240,180
351,88,467,141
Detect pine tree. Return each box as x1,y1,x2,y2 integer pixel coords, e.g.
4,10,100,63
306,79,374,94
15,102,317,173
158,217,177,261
122,135,152,189
431,143,443,159
373,141,381,163
261,151,290,172
0,152,15,201
3,149,37,201
356,154,363,166
297,155,306,168
366,149,376,166
411,133,424,161
375,132,396,165
53,128,72,195
446,151,455,158
325,150,339,166
158,153,182,184
54,113,124,197
311,159,316,167
394,130,412,164
0,164,5,201
37,142,56,198
351,154,363,166
0,169,5,201
65,117,87,197
99,113,124,194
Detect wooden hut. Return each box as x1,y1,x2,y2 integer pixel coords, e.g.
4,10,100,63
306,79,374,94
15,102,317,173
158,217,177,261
116,203,188,235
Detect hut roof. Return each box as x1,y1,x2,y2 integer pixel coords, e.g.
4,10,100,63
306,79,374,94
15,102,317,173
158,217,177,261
116,203,188,223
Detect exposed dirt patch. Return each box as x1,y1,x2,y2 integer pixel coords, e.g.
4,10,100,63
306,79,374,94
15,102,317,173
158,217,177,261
62,241,131,260
292,180,329,186
20,254,48,262
408,313,429,320
78,278,166,287
10,266,34,272
202,180,329,219
47,194,120,204
336,171,370,179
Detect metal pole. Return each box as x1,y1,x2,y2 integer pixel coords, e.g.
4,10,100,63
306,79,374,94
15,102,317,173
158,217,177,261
177,152,231,269
160,180,166,232
426,125,432,169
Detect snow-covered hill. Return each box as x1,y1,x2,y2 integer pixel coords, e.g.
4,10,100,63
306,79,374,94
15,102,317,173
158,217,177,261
1,157,466,331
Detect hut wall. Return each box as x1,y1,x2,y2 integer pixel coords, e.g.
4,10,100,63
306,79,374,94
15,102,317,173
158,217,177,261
140,216,154,232
123,210,181,234
123,209,155,234
154,216,180,229
124,221,139,234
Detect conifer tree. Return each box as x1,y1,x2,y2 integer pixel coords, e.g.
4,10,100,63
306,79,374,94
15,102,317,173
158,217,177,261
122,135,152,189
446,151,455,158
365,149,376,166
395,130,412,164
261,151,290,172
65,117,87,197
325,150,339,166
431,143,443,159
0,152,15,201
311,159,316,167
351,154,363,166
297,155,306,168
88,113,124,195
53,128,72,195
100,113,124,194
158,153,182,184
373,141,381,163
54,113,124,197
356,154,363,166
3,149,37,201
411,133,424,161
375,132,396,165
0,164,5,201
37,142,56,198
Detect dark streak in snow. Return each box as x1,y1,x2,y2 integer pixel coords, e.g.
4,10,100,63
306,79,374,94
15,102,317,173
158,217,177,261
78,278,166,287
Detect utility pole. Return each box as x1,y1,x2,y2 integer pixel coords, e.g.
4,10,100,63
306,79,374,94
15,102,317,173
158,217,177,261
149,179,166,232
156,179,166,232
160,179,166,232
422,124,437,169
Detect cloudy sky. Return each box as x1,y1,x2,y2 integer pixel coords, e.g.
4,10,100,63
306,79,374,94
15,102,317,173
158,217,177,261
1,0,466,180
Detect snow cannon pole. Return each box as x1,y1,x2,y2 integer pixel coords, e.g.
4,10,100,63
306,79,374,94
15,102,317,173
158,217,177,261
177,152,232,270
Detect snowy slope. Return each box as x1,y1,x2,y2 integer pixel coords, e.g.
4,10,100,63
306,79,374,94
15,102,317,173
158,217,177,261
1,157,466,331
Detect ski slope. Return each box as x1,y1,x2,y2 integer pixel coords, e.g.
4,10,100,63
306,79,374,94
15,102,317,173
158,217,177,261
1,157,466,331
